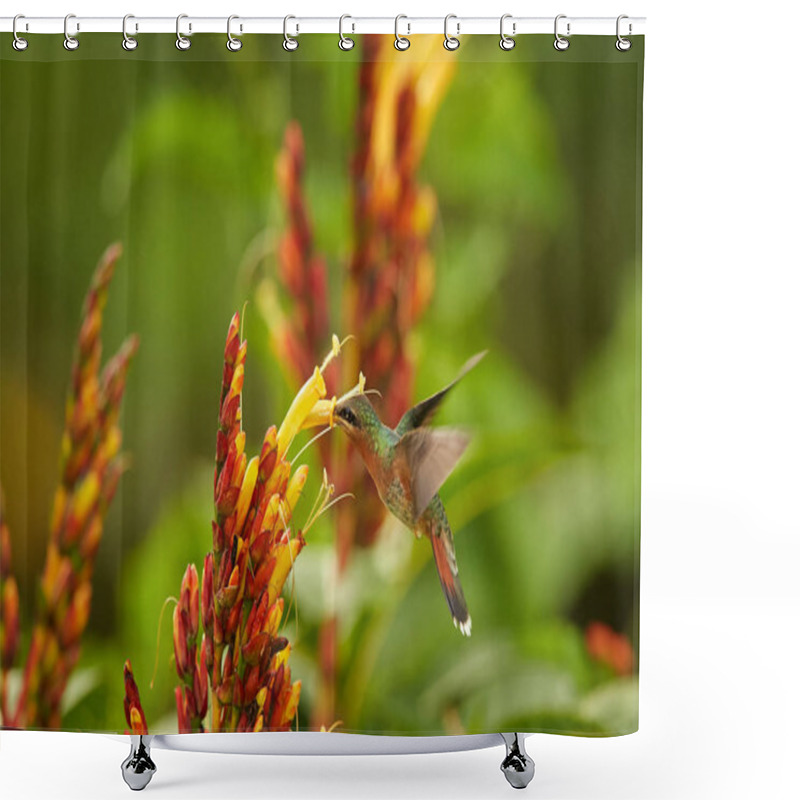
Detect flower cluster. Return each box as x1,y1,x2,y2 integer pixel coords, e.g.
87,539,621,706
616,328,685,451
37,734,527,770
271,120,333,388
124,316,355,733
173,563,208,732
348,35,455,431
0,497,20,723
203,312,314,732
1,245,137,729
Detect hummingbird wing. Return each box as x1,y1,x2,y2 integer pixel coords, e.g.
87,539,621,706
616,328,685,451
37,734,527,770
395,428,470,520
394,351,487,437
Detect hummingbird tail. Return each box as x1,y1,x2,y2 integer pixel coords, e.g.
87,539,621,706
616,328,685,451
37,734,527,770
430,528,472,637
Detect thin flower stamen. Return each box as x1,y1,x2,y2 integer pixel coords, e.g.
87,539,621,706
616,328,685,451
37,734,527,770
312,493,355,527
320,334,354,374
303,471,336,533
290,425,334,467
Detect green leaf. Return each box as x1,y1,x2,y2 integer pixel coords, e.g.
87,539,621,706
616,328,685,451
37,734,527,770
61,667,102,717
578,677,639,734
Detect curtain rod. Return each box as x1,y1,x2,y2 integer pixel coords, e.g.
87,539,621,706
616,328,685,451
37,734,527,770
1,16,646,37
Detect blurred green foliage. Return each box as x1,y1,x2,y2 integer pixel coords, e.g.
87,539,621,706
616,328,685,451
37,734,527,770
1,34,642,734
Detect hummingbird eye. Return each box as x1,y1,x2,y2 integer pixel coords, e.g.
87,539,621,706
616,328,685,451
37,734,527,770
338,407,358,427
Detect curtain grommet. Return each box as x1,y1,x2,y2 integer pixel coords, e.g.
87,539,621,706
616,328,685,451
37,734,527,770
443,14,460,51
12,15,29,51
339,14,355,51
64,14,80,51
122,14,138,51
227,15,243,52
394,15,411,51
283,15,299,51
176,14,191,51
499,14,515,51
616,15,632,51
554,15,570,51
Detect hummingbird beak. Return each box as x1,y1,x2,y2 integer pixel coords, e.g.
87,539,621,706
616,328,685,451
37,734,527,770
331,400,351,429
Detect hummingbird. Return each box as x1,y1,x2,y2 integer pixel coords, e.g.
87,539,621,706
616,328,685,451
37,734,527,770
332,352,485,636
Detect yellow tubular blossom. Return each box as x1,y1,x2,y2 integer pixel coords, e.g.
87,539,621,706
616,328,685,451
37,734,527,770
284,466,309,516
232,457,259,538
276,367,327,458
128,314,363,736
268,538,304,608
301,372,367,431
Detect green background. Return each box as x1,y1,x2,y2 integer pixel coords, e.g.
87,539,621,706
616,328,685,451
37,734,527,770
1,34,642,734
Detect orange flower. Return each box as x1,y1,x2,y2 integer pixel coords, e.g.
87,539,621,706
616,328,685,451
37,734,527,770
123,660,149,735
0,496,20,723
129,315,354,733
585,622,635,676
206,313,331,732
6,245,137,730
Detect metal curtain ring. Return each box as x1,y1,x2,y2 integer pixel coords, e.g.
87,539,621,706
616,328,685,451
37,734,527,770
176,14,191,50
283,15,299,51
339,14,355,50
12,14,28,51
616,15,632,51
64,13,79,51
499,14,515,51
554,14,570,51
122,14,138,51
394,15,410,51
443,14,460,51
227,15,243,51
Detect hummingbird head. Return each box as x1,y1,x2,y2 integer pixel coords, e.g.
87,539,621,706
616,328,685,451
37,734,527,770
333,394,382,447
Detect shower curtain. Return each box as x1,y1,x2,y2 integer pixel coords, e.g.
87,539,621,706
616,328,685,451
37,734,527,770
0,31,643,738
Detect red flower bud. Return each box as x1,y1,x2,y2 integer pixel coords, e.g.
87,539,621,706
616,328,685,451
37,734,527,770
60,582,91,649
173,606,190,681
243,664,262,705
201,554,214,635
224,314,241,368
1,577,20,668
123,660,149,735
179,564,200,640
176,686,191,733
242,632,272,667
195,639,209,720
